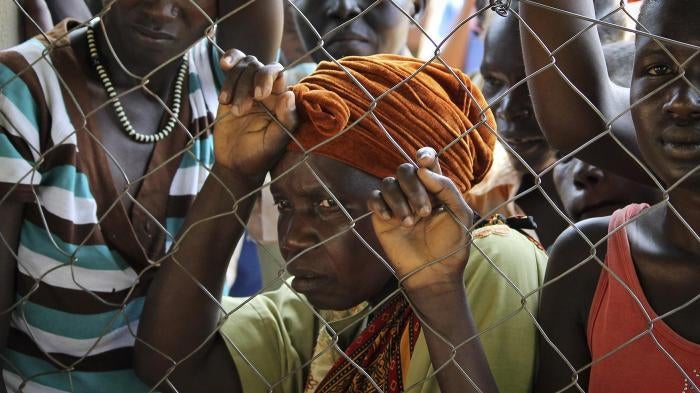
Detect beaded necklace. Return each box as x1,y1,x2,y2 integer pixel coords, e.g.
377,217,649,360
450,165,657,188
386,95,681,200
86,23,188,143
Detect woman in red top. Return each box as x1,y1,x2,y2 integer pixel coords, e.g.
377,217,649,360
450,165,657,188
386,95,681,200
522,0,700,392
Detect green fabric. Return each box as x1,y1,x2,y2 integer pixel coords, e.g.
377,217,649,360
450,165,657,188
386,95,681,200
220,224,547,393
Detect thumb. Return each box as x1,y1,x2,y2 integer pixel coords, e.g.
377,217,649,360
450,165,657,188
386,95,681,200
416,147,442,175
416,168,473,226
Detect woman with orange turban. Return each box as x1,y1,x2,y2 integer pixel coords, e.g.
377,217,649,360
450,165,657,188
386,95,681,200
135,52,546,393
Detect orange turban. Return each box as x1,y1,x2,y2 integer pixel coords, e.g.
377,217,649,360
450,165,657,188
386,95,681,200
289,54,497,193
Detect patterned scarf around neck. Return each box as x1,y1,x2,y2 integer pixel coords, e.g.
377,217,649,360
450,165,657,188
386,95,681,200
312,295,422,393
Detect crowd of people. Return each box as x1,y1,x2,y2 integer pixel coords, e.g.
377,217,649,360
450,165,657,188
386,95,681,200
0,0,698,392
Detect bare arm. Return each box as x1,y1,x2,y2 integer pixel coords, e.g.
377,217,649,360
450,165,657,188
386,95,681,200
217,0,283,64
534,218,608,392
369,151,498,393
0,201,24,393
134,54,297,392
135,165,257,393
520,1,649,183
43,0,93,23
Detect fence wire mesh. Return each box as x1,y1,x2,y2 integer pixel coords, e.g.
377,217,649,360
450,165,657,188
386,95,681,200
0,0,698,392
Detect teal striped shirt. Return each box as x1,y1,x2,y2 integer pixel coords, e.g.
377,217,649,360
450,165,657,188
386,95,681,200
1,20,221,393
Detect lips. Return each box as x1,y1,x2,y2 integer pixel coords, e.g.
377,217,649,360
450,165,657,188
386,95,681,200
576,200,627,221
659,127,700,160
286,264,329,293
131,24,176,45
501,135,550,157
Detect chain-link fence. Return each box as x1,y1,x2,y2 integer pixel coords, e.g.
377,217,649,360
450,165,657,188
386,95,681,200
1,0,698,392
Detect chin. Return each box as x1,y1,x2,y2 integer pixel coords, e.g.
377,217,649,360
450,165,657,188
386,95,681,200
307,296,362,311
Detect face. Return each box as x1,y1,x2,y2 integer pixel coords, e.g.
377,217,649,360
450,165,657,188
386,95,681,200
553,157,661,221
101,0,216,73
480,15,557,174
295,0,421,63
270,151,394,310
630,2,700,191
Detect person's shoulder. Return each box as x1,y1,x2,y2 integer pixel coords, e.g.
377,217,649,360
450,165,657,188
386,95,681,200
471,223,548,265
542,217,611,321
467,224,548,291
547,216,610,278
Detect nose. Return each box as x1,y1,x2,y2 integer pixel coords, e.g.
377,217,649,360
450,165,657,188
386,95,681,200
279,213,319,259
572,160,606,191
496,86,532,122
327,0,363,19
663,83,700,123
140,0,180,25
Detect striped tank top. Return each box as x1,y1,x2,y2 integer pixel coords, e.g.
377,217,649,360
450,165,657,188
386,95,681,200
0,20,222,392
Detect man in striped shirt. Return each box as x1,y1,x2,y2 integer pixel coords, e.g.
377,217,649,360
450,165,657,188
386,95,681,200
0,1,283,392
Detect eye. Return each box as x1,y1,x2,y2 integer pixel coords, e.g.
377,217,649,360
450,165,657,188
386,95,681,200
483,76,503,89
645,64,674,77
317,198,339,210
274,199,292,212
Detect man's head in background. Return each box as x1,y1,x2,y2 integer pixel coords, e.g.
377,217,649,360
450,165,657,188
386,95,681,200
480,0,631,174
294,0,425,63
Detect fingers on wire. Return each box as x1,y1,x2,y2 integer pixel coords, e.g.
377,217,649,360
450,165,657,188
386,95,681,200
368,148,472,227
218,52,288,118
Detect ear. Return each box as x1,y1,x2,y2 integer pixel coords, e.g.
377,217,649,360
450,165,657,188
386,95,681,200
411,0,426,18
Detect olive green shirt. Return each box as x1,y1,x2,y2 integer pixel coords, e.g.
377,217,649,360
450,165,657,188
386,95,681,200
220,224,547,393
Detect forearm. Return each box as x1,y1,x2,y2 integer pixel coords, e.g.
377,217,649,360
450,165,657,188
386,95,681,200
520,0,614,146
407,285,498,393
135,165,261,389
44,0,93,23
520,1,647,182
217,0,283,64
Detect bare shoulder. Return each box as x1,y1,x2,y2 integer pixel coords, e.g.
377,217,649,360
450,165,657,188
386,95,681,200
545,217,611,319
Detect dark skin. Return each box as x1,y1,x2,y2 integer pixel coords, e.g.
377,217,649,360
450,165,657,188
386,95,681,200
76,0,282,212
0,0,282,390
295,0,424,63
520,0,650,183
480,11,567,249
136,55,498,391
530,2,700,392
272,152,396,311
553,156,661,222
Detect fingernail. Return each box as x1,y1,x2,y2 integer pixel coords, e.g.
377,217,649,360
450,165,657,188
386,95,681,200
222,56,233,66
219,91,229,103
287,96,296,111
402,216,414,227
231,105,240,116
418,151,434,161
419,206,431,217
381,212,391,220
254,87,262,100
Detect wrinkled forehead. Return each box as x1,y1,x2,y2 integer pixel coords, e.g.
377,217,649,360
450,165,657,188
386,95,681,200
270,151,381,198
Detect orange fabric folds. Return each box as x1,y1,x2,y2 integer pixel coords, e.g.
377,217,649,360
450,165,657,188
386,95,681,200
289,54,497,193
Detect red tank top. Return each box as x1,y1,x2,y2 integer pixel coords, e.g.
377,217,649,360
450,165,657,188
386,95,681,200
587,204,700,393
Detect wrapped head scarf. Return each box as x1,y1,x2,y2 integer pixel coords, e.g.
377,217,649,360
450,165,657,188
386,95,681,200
289,54,497,193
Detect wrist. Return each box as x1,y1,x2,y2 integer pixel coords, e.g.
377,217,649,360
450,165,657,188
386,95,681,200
403,279,466,302
210,164,265,191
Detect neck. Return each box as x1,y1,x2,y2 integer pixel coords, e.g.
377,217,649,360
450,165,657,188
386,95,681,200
661,187,700,256
96,22,181,98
